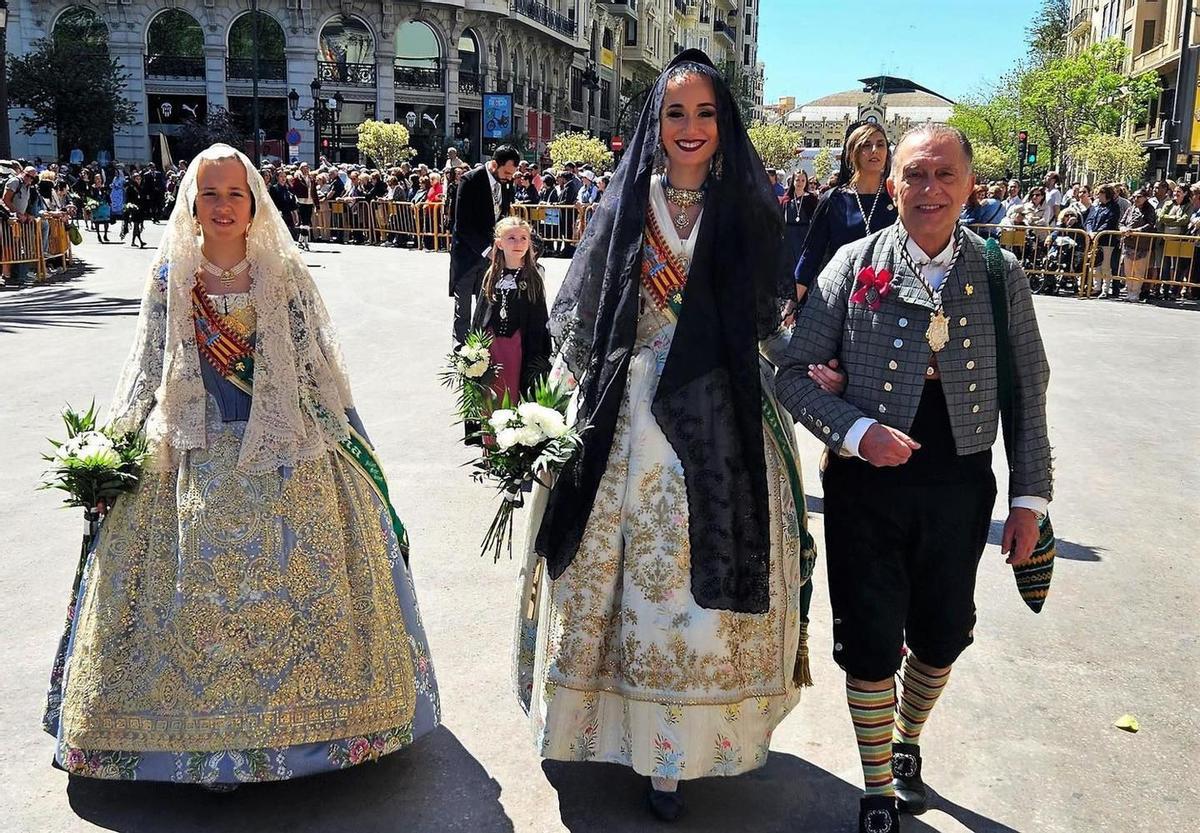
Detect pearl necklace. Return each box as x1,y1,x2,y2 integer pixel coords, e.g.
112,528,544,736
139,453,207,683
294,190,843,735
200,257,250,288
662,176,705,230
848,178,885,234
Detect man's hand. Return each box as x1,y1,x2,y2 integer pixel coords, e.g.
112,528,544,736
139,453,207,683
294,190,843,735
1001,508,1040,565
808,358,846,396
859,423,920,467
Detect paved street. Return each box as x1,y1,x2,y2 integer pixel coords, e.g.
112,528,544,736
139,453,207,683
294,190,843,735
2,226,1197,833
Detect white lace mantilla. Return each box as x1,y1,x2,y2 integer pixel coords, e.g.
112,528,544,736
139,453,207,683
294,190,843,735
108,144,355,474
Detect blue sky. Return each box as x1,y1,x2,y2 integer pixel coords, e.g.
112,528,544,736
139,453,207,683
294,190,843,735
759,0,1044,106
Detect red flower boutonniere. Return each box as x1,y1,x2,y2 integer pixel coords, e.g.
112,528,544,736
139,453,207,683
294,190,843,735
851,265,893,311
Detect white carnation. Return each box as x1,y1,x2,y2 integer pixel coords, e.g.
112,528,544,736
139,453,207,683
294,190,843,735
74,432,120,467
515,424,546,447
464,359,490,378
495,427,522,450
518,402,568,438
489,409,517,432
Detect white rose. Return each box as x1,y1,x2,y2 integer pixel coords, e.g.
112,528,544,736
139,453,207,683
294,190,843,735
489,409,516,431
464,359,490,378
495,427,521,450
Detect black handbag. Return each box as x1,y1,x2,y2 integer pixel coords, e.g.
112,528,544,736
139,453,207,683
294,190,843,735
984,238,1056,613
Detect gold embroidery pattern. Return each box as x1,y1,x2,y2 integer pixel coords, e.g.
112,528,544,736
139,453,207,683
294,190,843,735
61,403,416,752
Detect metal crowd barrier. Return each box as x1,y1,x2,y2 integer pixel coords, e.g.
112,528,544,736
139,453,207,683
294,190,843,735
1,217,74,281
302,200,595,253
510,203,598,251
966,223,1200,299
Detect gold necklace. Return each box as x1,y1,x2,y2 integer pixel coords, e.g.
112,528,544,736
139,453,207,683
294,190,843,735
662,177,705,229
200,257,249,288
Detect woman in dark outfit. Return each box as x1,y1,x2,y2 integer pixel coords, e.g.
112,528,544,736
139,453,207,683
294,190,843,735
793,120,896,302
783,169,819,279
123,172,147,248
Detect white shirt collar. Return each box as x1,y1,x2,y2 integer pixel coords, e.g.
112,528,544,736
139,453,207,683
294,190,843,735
904,233,954,268
485,163,499,192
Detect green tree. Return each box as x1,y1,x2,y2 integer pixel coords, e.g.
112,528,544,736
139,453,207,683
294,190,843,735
547,131,614,171
356,120,417,166
1019,39,1160,169
1070,133,1148,184
147,9,204,57
947,78,1026,159
721,61,755,125
971,143,1010,182
747,122,801,169
1026,0,1070,64
812,147,833,183
7,38,137,159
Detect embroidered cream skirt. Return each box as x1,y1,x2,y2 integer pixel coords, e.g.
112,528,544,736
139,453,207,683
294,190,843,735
514,315,809,780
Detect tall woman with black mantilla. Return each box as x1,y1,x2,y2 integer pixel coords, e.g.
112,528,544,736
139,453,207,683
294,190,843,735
512,50,818,822
793,121,896,301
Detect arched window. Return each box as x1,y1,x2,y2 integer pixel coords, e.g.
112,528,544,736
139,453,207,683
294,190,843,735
228,12,286,81
146,9,204,79
53,6,107,54
319,16,376,85
395,20,443,90
458,30,480,74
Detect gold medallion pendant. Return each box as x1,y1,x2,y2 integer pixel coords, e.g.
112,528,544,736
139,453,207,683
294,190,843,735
926,309,950,352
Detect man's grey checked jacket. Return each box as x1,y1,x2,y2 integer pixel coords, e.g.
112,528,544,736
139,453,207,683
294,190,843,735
777,224,1053,501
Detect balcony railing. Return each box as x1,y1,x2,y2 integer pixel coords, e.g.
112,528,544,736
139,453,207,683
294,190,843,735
226,57,286,81
394,65,443,91
317,60,376,86
713,19,736,45
459,70,481,95
514,0,578,38
144,54,205,80
1071,8,1090,33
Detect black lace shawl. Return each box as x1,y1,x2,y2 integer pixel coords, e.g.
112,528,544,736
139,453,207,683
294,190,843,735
534,49,791,613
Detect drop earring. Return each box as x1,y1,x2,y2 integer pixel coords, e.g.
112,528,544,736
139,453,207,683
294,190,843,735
653,142,667,175
711,149,724,181
192,219,202,237
244,221,252,236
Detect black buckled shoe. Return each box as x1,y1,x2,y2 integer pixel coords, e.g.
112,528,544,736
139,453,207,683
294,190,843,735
858,795,901,833
646,780,683,822
891,742,928,815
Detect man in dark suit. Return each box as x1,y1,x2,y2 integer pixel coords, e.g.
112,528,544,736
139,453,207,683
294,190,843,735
449,145,519,344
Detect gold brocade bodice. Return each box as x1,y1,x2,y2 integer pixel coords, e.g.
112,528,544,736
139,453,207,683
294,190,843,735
205,292,257,341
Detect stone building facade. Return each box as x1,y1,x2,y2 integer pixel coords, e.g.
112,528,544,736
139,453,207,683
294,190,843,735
4,0,634,166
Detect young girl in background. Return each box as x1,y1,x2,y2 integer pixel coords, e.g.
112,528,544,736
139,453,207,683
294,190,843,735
472,216,551,403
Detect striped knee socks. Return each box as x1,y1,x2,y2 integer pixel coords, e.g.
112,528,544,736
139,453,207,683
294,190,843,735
846,679,896,797
894,657,951,745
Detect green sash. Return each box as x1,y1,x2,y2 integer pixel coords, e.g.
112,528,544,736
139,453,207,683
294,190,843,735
192,284,410,561
641,216,817,684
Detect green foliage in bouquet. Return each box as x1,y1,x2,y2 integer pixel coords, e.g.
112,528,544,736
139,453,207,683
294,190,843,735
40,401,150,510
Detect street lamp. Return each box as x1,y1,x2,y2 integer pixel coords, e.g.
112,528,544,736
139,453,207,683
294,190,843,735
582,61,601,136
0,0,10,160
289,80,343,165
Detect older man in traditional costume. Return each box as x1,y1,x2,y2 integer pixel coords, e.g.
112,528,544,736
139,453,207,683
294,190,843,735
778,125,1053,833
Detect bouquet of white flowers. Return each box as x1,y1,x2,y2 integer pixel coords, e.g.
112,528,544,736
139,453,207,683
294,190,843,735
472,378,583,562
41,402,150,512
439,330,500,427
40,402,152,621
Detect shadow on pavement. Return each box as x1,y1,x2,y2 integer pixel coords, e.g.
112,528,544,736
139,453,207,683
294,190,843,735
545,753,1020,833
0,282,139,334
986,519,1103,562
65,726,512,833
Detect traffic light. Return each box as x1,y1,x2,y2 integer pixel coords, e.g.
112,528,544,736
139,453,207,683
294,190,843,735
1017,129,1028,162
1026,143,1038,165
